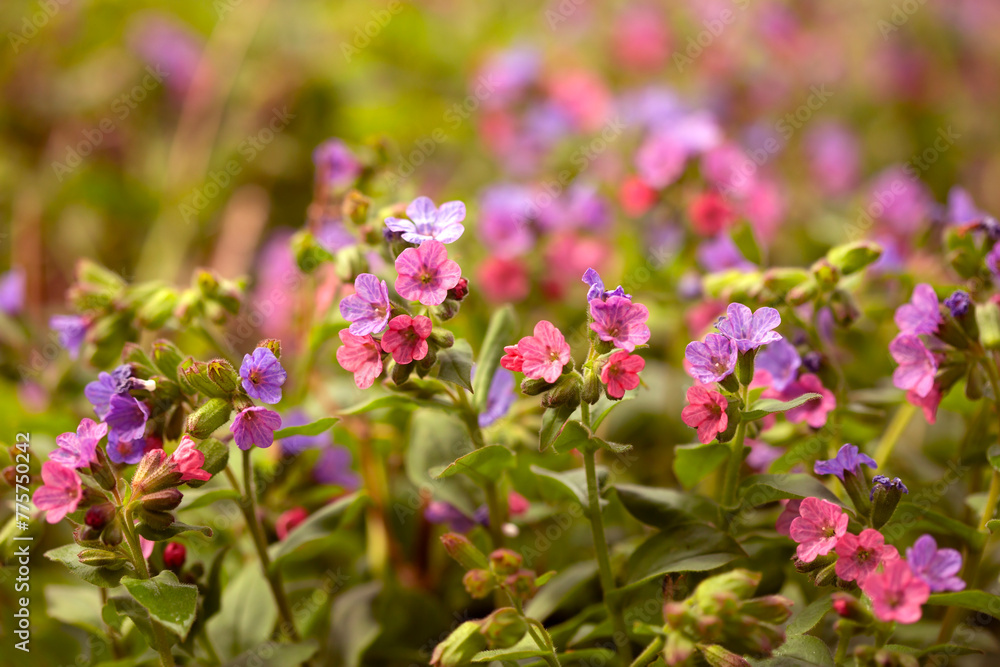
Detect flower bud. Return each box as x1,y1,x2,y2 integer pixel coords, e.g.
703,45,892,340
830,592,874,625
811,258,840,287
541,374,581,410
489,549,523,576
582,367,602,404
85,503,116,531
870,475,908,529
813,561,839,587
258,339,282,359
1,466,17,488
700,644,751,667
462,569,496,599
441,533,488,570
207,359,240,394
825,241,882,276
829,289,860,327
521,377,555,396
787,279,819,306
793,553,835,573
141,488,183,512
504,569,537,600
718,372,740,394
276,507,309,540
480,608,527,649
430,621,487,667
391,361,415,386
736,350,756,386
179,359,229,398
185,398,233,438
428,329,455,350
101,520,124,547
152,340,184,381
447,278,469,302
78,548,128,570
164,542,187,570
436,299,462,321
664,633,697,666
342,190,371,225
739,595,794,625
131,449,167,494
715,400,740,444
136,287,179,329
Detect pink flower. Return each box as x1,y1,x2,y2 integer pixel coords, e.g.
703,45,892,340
835,529,899,585
890,334,937,398
517,321,571,383
600,350,645,399
500,344,524,373
762,373,836,429
140,535,155,559
590,296,651,352
336,329,383,389
862,559,930,624
907,386,941,424
394,239,462,306
380,315,432,364
681,385,729,444
775,499,802,536
478,256,530,303
169,435,211,482
32,461,83,524
51,418,107,469
789,497,848,562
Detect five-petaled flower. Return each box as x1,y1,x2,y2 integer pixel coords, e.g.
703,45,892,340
84,365,132,418
814,443,877,481
685,333,737,384
715,303,782,352
385,196,467,245
168,434,212,482
890,334,938,397
514,321,572,383
906,534,966,592
395,240,463,306
590,295,650,352
681,385,729,444
834,528,899,585
240,347,288,404
339,273,391,336
381,314,433,365
601,350,645,399
789,497,848,562
231,406,282,451
33,461,83,524
336,330,384,389
51,418,107,469
105,393,150,445
894,283,942,336
862,559,930,624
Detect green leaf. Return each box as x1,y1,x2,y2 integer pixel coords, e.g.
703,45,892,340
884,502,986,550
673,443,730,489
207,564,278,657
525,561,598,622
472,305,516,411
787,597,832,635
331,581,382,667
883,643,982,658
989,444,1000,472
551,420,592,454
177,488,241,511
748,634,834,667
739,474,849,510
472,633,548,661
532,465,607,509
135,520,213,542
110,595,157,646
987,519,1000,535
539,402,577,451
187,437,229,488
433,445,515,481
591,395,633,431
926,590,1000,620
238,641,321,666
269,492,366,569
731,222,762,265
45,585,105,635
742,393,822,421
407,409,478,515
273,417,339,440
436,339,474,392
122,570,199,640
615,484,719,529
44,543,134,588
623,523,745,589
340,394,426,415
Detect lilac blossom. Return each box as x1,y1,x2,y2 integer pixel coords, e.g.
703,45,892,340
894,284,942,336
339,274,391,336
105,394,149,444
755,338,801,391
589,296,651,352
581,268,629,303
814,444,877,481
51,418,107,469
239,347,287,404
684,333,737,384
715,303,782,352
890,334,937,397
384,196,466,245
906,534,966,592
84,365,133,418
231,406,282,451
107,437,148,465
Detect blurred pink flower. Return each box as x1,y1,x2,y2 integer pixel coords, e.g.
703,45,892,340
862,559,929,624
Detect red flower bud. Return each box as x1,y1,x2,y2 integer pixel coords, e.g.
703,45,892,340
164,542,186,570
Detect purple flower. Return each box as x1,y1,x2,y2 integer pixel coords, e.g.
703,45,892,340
425,501,476,533
107,437,147,465
313,139,362,190
0,268,25,316
231,406,281,451
944,290,971,318
384,196,466,245
537,184,610,233
84,365,133,418
589,296,651,352
715,303,782,352
128,14,203,98
279,410,332,456
696,235,754,273
870,475,909,500
582,268,629,303
945,186,984,225
477,367,516,428
50,315,88,359
890,334,937,398
105,394,149,444
867,166,932,234
339,274,391,336
477,185,536,258
239,347,287,404
684,333,737,384
635,130,688,188
755,338,801,392
314,446,360,489
804,122,859,197
895,284,942,336
51,418,107,469
814,443,877,481
906,534,966,592
477,47,539,107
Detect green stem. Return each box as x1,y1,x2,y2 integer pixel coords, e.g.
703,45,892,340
873,402,917,465
583,447,632,663
721,385,749,507
121,506,176,667
511,597,560,667
629,636,664,667
833,627,851,665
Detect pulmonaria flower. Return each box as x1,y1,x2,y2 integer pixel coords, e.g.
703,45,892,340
684,333,737,384
230,406,282,451
279,410,333,456
906,534,966,592
681,385,729,444
537,184,610,233
895,283,942,336
385,196,466,245
0,268,25,316
478,256,530,303
805,122,859,197
478,367,516,428
715,303,782,352
945,186,984,225
754,338,801,392
313,139,362,190
789,497,848,562
867,166,932,235
107,436,148,465
590,296,651,352
907,386,942,424
276,507,310,540
944,290,971,318
619,175,658,217
635,130,688,189
746,439,784,473
516,321,572,383
340,274,391,336
106,394,150,444
394,240,462,306
425,501,476,533
762,373,836,428
50,315,88,359
688,191,736,237
168,435,211,482
380,315,432,365
314,446,361,489
500,345,525,373
890,334,938,398
336,330,383,390
581,268,629,303
601,350,645,399
696,235,754,273
862,560,930,624
776,499,802,536
477,185,536,258
835,529,899,585
814,444,877,481
51,418,107,469
84,365,133,418
870,475,909,499
239,347,287,404
32,461,83,524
